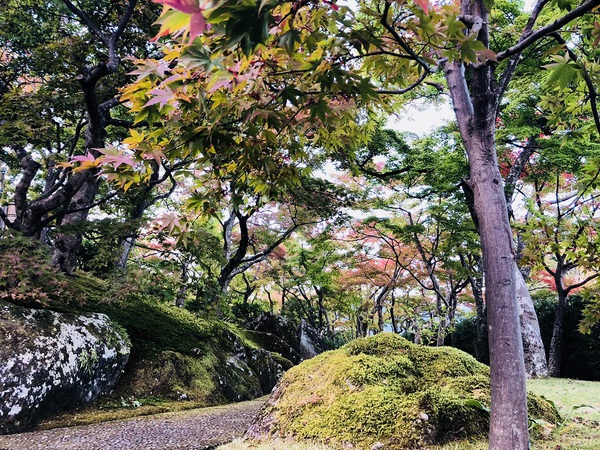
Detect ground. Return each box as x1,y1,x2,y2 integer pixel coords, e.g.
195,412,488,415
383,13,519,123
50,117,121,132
0,379,598,450
0,397,267,450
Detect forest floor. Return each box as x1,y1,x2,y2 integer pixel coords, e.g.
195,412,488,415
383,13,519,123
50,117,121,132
0,379,598,450
0,397,266,450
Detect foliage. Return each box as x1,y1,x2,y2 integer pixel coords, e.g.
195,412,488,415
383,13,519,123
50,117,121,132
0,231,85,306
0,0,161,236
449,291,600,381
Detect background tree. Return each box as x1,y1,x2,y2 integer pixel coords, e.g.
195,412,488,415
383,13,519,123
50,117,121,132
519,168,600,376
0,0,161,273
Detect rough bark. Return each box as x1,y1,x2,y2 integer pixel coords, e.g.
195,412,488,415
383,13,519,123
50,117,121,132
51,179,100,274
515,265,549,377
548,289,568,377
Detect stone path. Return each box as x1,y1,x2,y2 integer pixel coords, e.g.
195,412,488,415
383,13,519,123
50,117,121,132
0,398,266,450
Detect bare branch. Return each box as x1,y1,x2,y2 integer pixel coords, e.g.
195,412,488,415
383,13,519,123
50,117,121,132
60,0,107,43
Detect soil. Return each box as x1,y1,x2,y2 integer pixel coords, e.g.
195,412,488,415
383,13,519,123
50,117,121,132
0,397,266,450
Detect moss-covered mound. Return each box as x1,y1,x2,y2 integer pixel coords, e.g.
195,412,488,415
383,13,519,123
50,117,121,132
44,273,293,408
247,333,557,449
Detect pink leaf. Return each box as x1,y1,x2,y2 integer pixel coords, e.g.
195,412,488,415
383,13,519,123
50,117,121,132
145,87,175,108
414,0,429,13
154,0,200,14
71,152,96,163
189,11,209,40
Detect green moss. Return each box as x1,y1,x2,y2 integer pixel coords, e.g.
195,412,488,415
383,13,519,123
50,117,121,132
119,350,219,402
254,333,556,450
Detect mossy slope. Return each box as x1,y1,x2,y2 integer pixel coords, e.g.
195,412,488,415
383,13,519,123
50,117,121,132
50,273,293,407
247,333,557,449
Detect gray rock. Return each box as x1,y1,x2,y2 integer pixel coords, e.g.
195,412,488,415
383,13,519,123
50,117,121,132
245,313,327,363
0,301,130,434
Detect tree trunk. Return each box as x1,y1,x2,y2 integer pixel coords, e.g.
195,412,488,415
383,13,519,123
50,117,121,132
469,265,489,364
436,316,447,347
51,178,99,274
115,237,136,271
515,264,548,377
390,293,399,334
548,290,568,377
472,141,528,449
446,57,528,448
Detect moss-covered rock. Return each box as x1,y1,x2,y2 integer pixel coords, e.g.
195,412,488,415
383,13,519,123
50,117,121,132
246,333,557,449
88,298,293,406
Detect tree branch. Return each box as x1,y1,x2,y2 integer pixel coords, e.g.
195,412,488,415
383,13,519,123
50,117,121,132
60,0,107,43
548,32,600,135
495,0,600,62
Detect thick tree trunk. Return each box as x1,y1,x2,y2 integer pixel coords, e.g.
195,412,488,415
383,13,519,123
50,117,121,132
446,58,528,448
548,290,568,377
472,142,528,450
51,178,99,274
515,264,548,377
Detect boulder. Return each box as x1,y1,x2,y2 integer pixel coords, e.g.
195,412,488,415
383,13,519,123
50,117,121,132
120,328,292,404
246,333,558,449
245,313,327,364
0,301,130,434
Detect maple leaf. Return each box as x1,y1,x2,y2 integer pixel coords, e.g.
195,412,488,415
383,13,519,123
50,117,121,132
413,0,430,13
70,152,99,171
153,0,212,41
71,152,97,164
145,87,176,108
141,148,167,165
157,0,200,14
155,212,185,233
100,154,136,170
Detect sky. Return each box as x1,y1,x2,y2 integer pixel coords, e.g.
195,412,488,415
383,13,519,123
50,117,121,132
387,98,454,136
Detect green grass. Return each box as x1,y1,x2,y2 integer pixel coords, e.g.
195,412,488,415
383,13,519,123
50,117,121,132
528,378,600,450
219,378,600,450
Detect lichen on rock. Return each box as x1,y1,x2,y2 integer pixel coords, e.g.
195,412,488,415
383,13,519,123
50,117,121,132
0,301,130,434
246,333,558,449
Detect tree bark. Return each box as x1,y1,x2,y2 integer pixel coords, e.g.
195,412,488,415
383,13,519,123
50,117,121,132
515,265,549,377
51,177,99,274
436,316,447,347
548,289,568,377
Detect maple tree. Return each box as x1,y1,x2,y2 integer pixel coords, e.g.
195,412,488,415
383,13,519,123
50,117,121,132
0,0,162,273
518,164,600,377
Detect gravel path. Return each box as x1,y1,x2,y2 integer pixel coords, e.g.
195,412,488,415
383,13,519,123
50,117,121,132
0,398,266,450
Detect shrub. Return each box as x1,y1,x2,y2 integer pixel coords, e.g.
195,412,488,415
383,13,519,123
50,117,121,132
0,231,84,306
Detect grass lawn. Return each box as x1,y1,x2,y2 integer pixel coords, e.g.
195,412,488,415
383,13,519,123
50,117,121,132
220,378,600,450
527,378,600,450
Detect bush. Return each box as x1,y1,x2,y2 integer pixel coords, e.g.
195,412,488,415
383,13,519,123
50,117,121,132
0,232,84,307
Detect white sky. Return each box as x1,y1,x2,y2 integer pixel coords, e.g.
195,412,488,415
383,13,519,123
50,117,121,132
387,98,454,136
